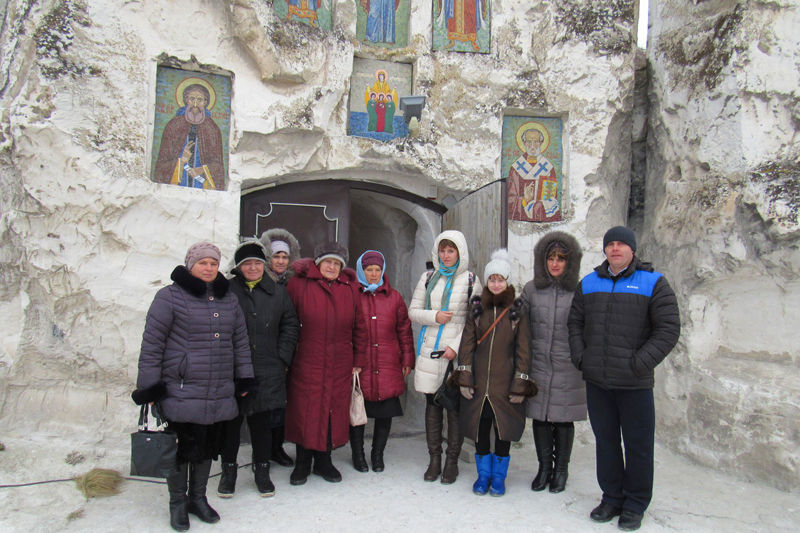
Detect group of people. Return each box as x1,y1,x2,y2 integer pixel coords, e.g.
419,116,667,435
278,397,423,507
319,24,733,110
133,225,680,532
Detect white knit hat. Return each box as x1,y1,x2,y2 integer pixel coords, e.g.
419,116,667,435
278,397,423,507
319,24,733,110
484,249,512,282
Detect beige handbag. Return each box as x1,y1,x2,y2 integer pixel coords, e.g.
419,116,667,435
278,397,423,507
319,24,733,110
350,372,368,426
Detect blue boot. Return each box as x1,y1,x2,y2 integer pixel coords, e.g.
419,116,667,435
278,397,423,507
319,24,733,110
472,454,492,495
489,454,509,497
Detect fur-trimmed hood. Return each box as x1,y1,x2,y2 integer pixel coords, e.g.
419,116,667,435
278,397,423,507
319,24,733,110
291,257,358,285
171,265,231,298
260,228,302,283
470,286,523,321
532,231,582,291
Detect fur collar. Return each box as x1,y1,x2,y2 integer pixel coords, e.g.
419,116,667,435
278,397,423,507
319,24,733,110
171,265,230,298
471,286,522,320
292,258,358,284
533,231,583,292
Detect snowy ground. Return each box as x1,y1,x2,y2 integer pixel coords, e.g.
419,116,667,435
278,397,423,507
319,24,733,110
1,424,798,533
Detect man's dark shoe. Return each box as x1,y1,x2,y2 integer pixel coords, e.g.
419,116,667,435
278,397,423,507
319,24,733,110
618,510,643,531
590,502,623,523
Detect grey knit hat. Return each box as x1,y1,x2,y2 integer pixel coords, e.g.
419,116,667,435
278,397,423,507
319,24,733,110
185,242,221,271
603,226,637,253
314,241,349,268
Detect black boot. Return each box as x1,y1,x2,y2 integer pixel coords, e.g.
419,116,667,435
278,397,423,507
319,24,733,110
254,462,276,497
290,444,313,486
313,449,342,483
531,423,554,491
549,424,575,493
423,404,444,481
271,426,294,467
166,463,190,532
441,408,463,485
349,425,369,472
371,418,392,472
217,462,237,498
186,460,220,524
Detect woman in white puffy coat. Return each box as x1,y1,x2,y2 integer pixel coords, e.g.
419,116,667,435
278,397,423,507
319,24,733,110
409,230,482,485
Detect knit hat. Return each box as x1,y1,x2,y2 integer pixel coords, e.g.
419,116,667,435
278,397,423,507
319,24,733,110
234,241,267,268
270,240,290,256
360,251,384,270
185,242,221,272
484,249,512,282
603,226,637,253
314,241,349,268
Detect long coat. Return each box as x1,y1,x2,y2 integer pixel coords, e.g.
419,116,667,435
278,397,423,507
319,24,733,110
285,258,369,451
454,287,535,443
229,268,300,416
409,230,482,394
136,266,255,425
523,231,587,423
358,275,415,402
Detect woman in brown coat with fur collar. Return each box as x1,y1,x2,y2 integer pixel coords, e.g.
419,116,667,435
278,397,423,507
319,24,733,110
451,250,537,497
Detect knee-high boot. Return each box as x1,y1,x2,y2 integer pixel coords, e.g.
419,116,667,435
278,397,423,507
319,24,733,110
550,424,575,493
349,424,369,472
423,404,444,481
186,460,220,524
370,418,392,472
441,408,463,485
531,423,554,491
166,463,190,532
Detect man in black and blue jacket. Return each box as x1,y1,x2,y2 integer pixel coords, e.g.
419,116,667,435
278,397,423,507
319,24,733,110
568,226,680,532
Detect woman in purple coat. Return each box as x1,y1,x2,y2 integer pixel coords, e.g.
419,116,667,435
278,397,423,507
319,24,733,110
132,242,257,532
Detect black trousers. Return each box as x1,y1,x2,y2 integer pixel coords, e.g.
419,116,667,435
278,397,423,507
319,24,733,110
220,409,272,464
586,382,655,515
475,400,511,457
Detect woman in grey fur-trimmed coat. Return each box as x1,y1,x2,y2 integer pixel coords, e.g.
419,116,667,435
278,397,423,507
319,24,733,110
521,231,586,494
259,228,302,467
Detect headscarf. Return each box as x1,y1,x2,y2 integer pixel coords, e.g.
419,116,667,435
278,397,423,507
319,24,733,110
356,250,386,293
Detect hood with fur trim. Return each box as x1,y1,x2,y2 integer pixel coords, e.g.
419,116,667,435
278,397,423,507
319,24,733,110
430,230,470,277
291,257,358,284
533,231,582,292
260,228,302,283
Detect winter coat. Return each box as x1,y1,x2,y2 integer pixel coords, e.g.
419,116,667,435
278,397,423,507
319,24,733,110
260,228,301,285
523,231,587,423
358,275,415,402
568,256,681,390
135,266,256,425
229,268,300,415
409,230,483,394
452,287,536,443
285,258,369,451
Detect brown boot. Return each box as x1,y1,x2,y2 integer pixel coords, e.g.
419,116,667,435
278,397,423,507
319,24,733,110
441,408,463,484
423,404,444,481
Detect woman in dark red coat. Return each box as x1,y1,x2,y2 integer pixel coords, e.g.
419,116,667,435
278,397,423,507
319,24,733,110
285,242,368,485
350,251,415,473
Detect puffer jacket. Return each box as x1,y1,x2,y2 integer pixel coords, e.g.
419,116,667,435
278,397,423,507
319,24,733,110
135,266,255,425
358,275,415,402
409,230,483,394
229,265,300,416
568,256,681,390
260,228,301,285
453,287,536,442
523,231,587,423
285,258,369,451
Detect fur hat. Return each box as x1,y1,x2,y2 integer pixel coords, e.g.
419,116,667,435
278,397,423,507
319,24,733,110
484,249,512,282
314,241,349,268
603,226,637,253
185,242,220,271
234,240,267,268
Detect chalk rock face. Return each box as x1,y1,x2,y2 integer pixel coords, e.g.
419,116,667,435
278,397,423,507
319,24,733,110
0,0,636,441
646,0,800,490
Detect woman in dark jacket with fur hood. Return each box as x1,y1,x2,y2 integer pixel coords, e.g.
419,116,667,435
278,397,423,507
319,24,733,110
260,228,302,466
451,250,537,497
133,242,257,532
521,231,586,494
217,240,300,499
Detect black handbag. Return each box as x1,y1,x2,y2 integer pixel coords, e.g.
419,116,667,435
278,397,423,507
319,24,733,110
130,404,178,478
433,360,460,412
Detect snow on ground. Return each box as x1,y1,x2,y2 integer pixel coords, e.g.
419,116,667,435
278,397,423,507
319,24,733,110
1,426,798,533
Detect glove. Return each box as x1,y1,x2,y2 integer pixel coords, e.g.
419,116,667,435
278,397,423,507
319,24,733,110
460,386,473,400
509,394,525,404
